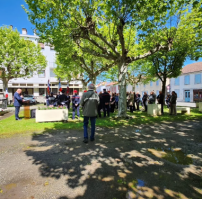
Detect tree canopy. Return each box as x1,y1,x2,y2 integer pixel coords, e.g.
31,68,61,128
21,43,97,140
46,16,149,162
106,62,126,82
24,0,200,116
0,26,47,93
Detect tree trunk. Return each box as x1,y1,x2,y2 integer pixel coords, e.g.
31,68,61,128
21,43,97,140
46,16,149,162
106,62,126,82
92,77,96,85
82,81,87,91
162,79,166,105
118,61,127,117
2,78,8,97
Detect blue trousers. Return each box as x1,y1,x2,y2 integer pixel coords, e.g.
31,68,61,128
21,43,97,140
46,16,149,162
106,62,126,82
15,106,20,120
83,116,96,139
72,105,80,119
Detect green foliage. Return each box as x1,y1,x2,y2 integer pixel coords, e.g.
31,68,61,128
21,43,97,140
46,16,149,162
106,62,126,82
0,26,47,90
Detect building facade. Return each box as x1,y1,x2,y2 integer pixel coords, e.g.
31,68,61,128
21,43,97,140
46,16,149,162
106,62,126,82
133,79,170,98
0,28,83,102
170,62,202,102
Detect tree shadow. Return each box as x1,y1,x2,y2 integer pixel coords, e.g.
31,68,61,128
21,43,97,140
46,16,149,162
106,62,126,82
24,119,202,199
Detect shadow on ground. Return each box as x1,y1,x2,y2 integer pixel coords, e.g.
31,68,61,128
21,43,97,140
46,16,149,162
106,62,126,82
25,119,202,199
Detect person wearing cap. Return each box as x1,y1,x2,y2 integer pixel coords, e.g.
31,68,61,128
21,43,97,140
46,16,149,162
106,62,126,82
80,83,99,143
72,90,80,119
102,88,110,117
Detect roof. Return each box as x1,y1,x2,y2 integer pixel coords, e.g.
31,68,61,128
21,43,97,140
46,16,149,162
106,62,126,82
96,82,107,87
106,82,118,87
182,62,202,74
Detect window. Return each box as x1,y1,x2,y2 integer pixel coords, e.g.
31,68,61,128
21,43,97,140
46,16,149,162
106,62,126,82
150,81,153,86
0,89,3,92
27,84,33,86
184,75,190,85
195,74,201,84
12,83,19,86
175,89,180,98
156,80,159,86
38,70,45,78
50,68,56,77
20,84,26,86
39,84,45,86
174,77,180,85
39,88,45,95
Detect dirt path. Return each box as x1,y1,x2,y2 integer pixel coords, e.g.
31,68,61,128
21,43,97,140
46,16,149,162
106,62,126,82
0,120,202,199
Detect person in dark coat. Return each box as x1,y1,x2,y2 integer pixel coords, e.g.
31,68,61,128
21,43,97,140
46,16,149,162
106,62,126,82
97,91,103,117
157,91,164,114
136,92,141,111
110,93,116,113
133,92,137,111
170,91,177,116
14,89,24,120
66,94,71,109
115,93,119,109
142,92,148,112
58,90,68,106
102,89,110,117
72,90,80,119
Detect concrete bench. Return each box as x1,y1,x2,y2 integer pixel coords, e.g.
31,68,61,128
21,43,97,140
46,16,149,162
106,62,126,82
147,104,161,116
176,107,190,114
199,102,202,112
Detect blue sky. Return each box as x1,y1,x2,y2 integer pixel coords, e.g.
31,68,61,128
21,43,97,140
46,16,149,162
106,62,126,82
0,0,201,67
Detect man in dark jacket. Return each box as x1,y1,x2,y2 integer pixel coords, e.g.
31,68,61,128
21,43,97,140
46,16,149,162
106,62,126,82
157,91,164,114
97,92,103,117
58,90,68,106
14,89,24,120
80,83,99,143
142,92,148,112
136,92,141,111
72,90,80,119
102,88,110,117
170,91,177,115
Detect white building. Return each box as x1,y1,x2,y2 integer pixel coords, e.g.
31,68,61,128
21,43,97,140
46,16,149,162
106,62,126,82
0,28,83,102
170,62,202,102
134,79,170,97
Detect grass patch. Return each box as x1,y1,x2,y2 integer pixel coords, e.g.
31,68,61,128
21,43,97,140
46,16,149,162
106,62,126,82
0,106,202,138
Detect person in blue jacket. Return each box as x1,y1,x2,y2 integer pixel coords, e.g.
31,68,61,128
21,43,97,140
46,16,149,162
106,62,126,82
72,90,80,119
14,89,24,120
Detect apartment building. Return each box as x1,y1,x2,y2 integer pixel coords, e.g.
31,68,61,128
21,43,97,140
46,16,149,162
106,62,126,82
170,62,202,102
0,28,83,102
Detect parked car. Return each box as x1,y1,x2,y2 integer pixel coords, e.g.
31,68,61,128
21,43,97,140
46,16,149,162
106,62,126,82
23,95,37,105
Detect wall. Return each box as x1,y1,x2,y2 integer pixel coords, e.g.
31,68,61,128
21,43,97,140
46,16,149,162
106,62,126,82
170,72,202,102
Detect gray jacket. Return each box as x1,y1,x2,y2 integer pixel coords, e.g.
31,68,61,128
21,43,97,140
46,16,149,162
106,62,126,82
80,90,99,117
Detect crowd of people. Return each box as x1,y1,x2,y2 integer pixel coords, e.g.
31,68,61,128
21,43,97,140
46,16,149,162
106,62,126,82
13,85,178,143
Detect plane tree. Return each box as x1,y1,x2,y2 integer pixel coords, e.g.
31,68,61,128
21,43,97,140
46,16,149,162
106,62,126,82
0,26,46,95
24,0,190,117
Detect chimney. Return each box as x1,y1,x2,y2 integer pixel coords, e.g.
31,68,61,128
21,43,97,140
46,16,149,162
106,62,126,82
34,29,36,36
22,28,27,35
10,25,13,30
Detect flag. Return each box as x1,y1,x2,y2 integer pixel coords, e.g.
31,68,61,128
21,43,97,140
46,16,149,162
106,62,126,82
5,89,8,98
47,80,50,95
66,81,70,94
58,78,62,92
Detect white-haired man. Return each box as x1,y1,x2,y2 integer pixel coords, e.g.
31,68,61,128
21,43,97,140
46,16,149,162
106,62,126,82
14,89,24,120
80,83,99,143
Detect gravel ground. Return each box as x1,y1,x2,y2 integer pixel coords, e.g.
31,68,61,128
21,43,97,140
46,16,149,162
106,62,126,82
0,120,202,199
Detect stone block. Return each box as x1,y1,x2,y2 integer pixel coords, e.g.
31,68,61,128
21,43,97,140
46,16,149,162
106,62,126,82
36,109,68,122
199,102,202,112
147,104,161,116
